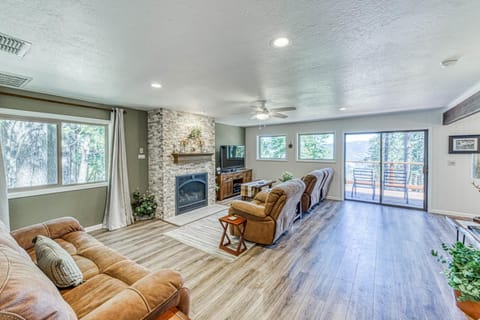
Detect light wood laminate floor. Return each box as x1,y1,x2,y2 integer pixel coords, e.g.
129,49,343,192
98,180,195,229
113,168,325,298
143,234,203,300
91,201,467,320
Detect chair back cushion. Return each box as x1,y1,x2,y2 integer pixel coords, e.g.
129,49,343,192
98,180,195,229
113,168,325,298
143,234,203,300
302,169,327,210
266,179,305,242
320,168,334,200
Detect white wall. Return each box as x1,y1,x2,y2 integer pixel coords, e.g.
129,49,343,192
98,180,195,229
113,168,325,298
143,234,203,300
245,109,480,217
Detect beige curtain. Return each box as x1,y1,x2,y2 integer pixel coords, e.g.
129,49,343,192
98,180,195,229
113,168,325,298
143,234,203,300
0,141,9,230
103,108,133,230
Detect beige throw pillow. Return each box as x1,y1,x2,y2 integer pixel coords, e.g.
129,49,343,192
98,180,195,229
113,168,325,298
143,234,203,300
34,235,83,288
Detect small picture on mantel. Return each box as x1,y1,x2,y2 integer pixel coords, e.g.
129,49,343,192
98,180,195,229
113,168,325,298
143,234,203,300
449,135,480,154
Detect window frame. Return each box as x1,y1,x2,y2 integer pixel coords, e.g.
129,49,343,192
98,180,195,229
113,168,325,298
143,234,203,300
256,134,288,161
0,108,111,199
296,131,336,163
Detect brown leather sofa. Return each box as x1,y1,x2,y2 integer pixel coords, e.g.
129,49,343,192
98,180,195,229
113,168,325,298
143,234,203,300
300,168,334,212
228,178,305,245
0,217,189,320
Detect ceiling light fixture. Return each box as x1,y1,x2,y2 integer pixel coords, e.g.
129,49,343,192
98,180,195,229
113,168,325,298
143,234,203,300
151,82,162,88
339,107,347,111
441,57,460,68
271,37,290,48
255,113,270,120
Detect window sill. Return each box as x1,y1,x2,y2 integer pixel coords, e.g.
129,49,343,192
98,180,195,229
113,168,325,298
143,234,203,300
296,159,336,163
8,182,109,199
256,158,288,162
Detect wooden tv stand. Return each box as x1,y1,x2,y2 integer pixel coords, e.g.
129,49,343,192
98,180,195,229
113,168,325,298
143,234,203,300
216,169,252,201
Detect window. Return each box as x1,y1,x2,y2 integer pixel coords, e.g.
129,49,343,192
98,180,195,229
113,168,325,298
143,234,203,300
298,132,335,161
257,135,287,160
0,119,58,188
62,123,107,185
0,110,109,195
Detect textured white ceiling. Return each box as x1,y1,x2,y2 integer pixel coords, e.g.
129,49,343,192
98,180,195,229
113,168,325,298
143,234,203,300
1,0,480,126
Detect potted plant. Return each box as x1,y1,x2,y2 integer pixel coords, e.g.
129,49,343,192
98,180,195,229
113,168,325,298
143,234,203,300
432,242,480,318
132,189,158,220
279,171,294,182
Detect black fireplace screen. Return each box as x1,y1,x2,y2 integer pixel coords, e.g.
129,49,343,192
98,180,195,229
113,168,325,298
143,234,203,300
175,173,208,215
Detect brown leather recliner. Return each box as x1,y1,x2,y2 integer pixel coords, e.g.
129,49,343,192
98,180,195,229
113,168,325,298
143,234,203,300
300,168,334,212
228,179,305,245
0,217,190,320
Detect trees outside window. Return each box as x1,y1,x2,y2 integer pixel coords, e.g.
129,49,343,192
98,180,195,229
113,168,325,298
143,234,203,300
0,116,108,192
298,133,335,161
258,135,286,160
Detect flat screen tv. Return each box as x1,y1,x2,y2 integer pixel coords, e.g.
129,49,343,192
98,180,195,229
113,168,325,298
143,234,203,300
220,145,245,171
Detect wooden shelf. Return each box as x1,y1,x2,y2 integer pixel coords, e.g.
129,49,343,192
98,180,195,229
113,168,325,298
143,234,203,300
172,152,214,164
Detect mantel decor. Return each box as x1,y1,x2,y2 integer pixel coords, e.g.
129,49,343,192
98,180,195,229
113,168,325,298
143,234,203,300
178,127,205,153
172,152,214,164
449,135,480,154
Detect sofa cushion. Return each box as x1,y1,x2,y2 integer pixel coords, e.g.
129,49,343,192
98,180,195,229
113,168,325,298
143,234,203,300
34,235,83,288
0,244,77,319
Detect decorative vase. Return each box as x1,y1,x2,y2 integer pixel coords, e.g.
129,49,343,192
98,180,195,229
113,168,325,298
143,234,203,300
454,290,480,319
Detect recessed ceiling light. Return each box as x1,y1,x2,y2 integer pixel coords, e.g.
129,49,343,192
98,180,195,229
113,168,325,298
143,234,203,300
339,107,347,111
271,37,290,48
441,57,460,68
151,82,162,88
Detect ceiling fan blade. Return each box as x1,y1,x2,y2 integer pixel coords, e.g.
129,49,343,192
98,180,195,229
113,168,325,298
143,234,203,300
270,107,296,112
270,112,288,119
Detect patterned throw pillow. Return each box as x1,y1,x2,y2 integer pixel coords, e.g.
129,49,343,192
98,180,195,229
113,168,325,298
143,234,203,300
33,235,83,288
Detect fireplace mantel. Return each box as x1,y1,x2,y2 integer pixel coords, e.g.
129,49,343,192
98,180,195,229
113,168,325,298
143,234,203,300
171,152,214,164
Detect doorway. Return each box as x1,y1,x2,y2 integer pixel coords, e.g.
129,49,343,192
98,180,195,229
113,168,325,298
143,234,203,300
344,130,427,210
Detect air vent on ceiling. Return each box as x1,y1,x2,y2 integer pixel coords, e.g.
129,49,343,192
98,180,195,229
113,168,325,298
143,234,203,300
0,71,32,88
0,32,31,58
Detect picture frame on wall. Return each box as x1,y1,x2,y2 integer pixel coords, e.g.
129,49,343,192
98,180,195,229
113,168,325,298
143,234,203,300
448,135,480,154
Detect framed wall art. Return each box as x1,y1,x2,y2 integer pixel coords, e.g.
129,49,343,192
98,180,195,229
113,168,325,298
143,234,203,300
448,135,480,154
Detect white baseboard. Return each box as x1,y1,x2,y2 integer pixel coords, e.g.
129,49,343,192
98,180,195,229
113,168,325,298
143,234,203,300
84,224,104,232
429,209,478,219
326,195,343,201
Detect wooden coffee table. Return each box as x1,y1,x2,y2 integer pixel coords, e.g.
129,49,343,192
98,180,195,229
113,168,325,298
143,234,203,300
218,215,247,256
241,180,276,200
446,217,480,247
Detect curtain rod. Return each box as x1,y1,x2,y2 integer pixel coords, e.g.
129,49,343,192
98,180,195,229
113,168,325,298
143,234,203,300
0,91,126,113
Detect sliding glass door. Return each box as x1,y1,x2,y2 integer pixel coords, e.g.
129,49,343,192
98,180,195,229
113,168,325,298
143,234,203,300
344,130,427,210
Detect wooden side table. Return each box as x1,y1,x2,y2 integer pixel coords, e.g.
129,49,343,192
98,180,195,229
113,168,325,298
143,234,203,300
218,215,247,256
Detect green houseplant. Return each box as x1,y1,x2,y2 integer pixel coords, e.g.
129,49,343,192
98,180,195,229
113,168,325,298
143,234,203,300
432,242,480,318
279,171,294,182
132,190,158,219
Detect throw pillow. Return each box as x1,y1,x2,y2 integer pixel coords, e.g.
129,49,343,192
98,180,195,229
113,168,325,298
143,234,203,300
33,235,83,288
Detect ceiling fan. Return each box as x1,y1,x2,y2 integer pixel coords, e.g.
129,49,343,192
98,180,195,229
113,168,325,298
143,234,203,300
250,100,296,120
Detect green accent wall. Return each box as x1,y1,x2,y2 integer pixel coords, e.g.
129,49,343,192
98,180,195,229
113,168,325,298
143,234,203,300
0,88,148,229
215,123,245,169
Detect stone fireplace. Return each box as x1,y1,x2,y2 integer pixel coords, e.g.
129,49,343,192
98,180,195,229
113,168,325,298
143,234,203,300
148,108,215,219
176,172,208,215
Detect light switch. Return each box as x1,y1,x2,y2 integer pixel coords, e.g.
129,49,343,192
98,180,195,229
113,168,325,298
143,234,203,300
138,154,146,160
139,147,144,154
447,160,456,166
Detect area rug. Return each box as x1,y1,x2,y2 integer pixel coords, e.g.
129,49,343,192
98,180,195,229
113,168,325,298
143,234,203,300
164,204,228,226
164,211,256,262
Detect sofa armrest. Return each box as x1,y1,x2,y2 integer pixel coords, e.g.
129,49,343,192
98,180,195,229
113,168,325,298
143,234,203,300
82,270,189,320
11,217,84,250
230,200,267,218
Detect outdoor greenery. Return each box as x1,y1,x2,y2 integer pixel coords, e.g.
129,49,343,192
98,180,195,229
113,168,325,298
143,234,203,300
258,135,286,159
62,123,106,185
279,171,294,182
132,190,157,217
0,118,107,189
298,133,334,160
432,242,480,302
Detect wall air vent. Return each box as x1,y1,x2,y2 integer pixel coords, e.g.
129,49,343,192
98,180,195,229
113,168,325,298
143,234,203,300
0,71,32,88
0,32,31,58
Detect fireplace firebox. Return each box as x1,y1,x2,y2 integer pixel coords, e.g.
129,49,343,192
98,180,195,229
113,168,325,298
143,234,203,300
175,173,208,215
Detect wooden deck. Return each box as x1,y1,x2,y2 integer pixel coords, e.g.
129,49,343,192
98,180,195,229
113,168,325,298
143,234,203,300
91,201,467,320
